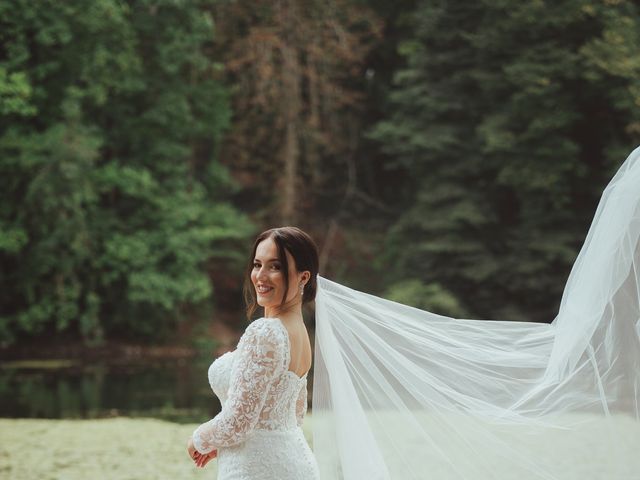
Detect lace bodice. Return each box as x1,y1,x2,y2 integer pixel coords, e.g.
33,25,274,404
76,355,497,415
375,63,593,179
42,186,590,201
192,317,309,454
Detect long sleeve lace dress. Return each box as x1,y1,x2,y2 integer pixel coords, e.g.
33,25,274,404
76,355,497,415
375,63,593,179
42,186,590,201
192,317,320,479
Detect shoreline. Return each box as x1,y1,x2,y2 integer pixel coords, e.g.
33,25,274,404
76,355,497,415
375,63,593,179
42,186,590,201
0,340,198,363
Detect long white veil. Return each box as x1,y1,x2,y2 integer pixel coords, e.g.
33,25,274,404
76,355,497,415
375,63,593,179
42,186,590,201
312,147,640,480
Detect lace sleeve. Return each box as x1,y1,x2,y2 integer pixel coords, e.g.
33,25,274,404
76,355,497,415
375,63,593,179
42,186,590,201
295,381,308,427
192,319,285,454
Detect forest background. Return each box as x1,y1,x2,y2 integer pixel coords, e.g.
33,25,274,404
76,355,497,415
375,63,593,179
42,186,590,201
2,3,639,477
2,0,640,352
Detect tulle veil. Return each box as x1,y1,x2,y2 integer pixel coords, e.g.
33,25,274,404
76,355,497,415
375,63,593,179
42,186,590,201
312,146,640,480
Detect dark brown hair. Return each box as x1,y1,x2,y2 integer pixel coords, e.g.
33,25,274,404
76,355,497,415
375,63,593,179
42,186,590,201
243,226,319,319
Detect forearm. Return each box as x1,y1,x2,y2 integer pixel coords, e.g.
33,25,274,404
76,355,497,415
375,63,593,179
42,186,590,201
191,408,259,453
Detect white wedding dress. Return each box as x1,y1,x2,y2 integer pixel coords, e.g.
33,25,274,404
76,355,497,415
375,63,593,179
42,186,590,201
192,316,320,480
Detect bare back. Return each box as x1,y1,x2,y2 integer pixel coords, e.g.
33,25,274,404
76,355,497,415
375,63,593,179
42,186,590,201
279,318,312,378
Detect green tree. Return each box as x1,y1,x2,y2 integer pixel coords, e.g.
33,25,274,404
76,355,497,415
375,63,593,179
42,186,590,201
369,0,640,321
0,0,252,346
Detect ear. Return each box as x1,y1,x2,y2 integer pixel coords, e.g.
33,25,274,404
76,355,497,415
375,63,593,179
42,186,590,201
300,270,311,285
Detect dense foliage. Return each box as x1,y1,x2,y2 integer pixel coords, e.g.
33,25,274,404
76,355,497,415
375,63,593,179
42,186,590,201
209,0,383,226
370,0,640,321
0,1,252,345
1,0,639,346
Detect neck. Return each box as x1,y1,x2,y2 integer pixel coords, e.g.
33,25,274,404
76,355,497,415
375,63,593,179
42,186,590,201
265,303,303,322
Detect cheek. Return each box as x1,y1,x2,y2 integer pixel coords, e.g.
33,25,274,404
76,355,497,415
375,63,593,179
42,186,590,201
286,279,298,297
271,273,289,293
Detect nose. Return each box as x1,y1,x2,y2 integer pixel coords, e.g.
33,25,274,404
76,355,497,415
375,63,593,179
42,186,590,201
255,265,269,281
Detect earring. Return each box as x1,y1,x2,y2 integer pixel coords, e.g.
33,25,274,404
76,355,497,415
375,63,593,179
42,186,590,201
299,283,304,297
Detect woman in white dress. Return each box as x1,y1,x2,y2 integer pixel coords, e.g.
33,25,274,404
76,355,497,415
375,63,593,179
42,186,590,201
186,226,321,479
184,148,640,480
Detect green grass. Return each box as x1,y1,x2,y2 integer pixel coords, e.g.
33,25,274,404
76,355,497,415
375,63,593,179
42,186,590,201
0,416,315,480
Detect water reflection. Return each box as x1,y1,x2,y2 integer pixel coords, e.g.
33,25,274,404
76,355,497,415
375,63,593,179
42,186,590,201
0,358,221,423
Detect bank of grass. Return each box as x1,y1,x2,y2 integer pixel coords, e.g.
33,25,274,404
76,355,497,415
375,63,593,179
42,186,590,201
0,416,315,480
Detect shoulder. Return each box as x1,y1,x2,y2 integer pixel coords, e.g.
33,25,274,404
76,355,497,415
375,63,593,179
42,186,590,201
240,317,287,347
236,318,287,364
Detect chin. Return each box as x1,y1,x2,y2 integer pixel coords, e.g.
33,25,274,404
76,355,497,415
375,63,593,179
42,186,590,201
256,299,272,309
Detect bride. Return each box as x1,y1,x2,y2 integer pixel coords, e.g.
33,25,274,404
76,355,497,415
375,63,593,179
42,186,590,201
188,146,640,479
187,226,321,479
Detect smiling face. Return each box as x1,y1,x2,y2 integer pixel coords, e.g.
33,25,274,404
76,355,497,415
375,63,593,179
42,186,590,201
250,236,305,314
243,226,319,320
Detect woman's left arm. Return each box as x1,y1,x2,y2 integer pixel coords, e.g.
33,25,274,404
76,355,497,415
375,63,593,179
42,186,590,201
191,319,284,454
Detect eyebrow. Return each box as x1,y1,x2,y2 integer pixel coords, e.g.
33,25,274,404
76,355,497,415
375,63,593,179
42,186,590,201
253,258,280,262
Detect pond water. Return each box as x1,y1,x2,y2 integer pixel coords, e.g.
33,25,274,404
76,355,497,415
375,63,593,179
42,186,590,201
0,357,221,424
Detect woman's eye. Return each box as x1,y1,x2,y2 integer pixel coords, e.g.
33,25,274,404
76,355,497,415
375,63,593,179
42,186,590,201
253,262,280,270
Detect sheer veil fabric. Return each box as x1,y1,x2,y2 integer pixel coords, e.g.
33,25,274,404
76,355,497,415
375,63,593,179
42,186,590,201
312,146,640,480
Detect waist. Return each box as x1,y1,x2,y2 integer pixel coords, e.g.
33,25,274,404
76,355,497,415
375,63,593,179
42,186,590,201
251,426,302,435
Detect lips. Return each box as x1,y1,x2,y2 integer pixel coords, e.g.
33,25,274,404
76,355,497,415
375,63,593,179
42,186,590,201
256,285,274,294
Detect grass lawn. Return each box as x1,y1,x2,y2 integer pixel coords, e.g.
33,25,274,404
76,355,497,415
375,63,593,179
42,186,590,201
0,416,315,480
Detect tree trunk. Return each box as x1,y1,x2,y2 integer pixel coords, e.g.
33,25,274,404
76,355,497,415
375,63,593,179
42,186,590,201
279,10,302,224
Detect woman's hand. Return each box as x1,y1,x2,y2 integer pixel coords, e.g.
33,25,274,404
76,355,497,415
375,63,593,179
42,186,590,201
187,437,217,468
195,449,218,468
186,436,198,460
